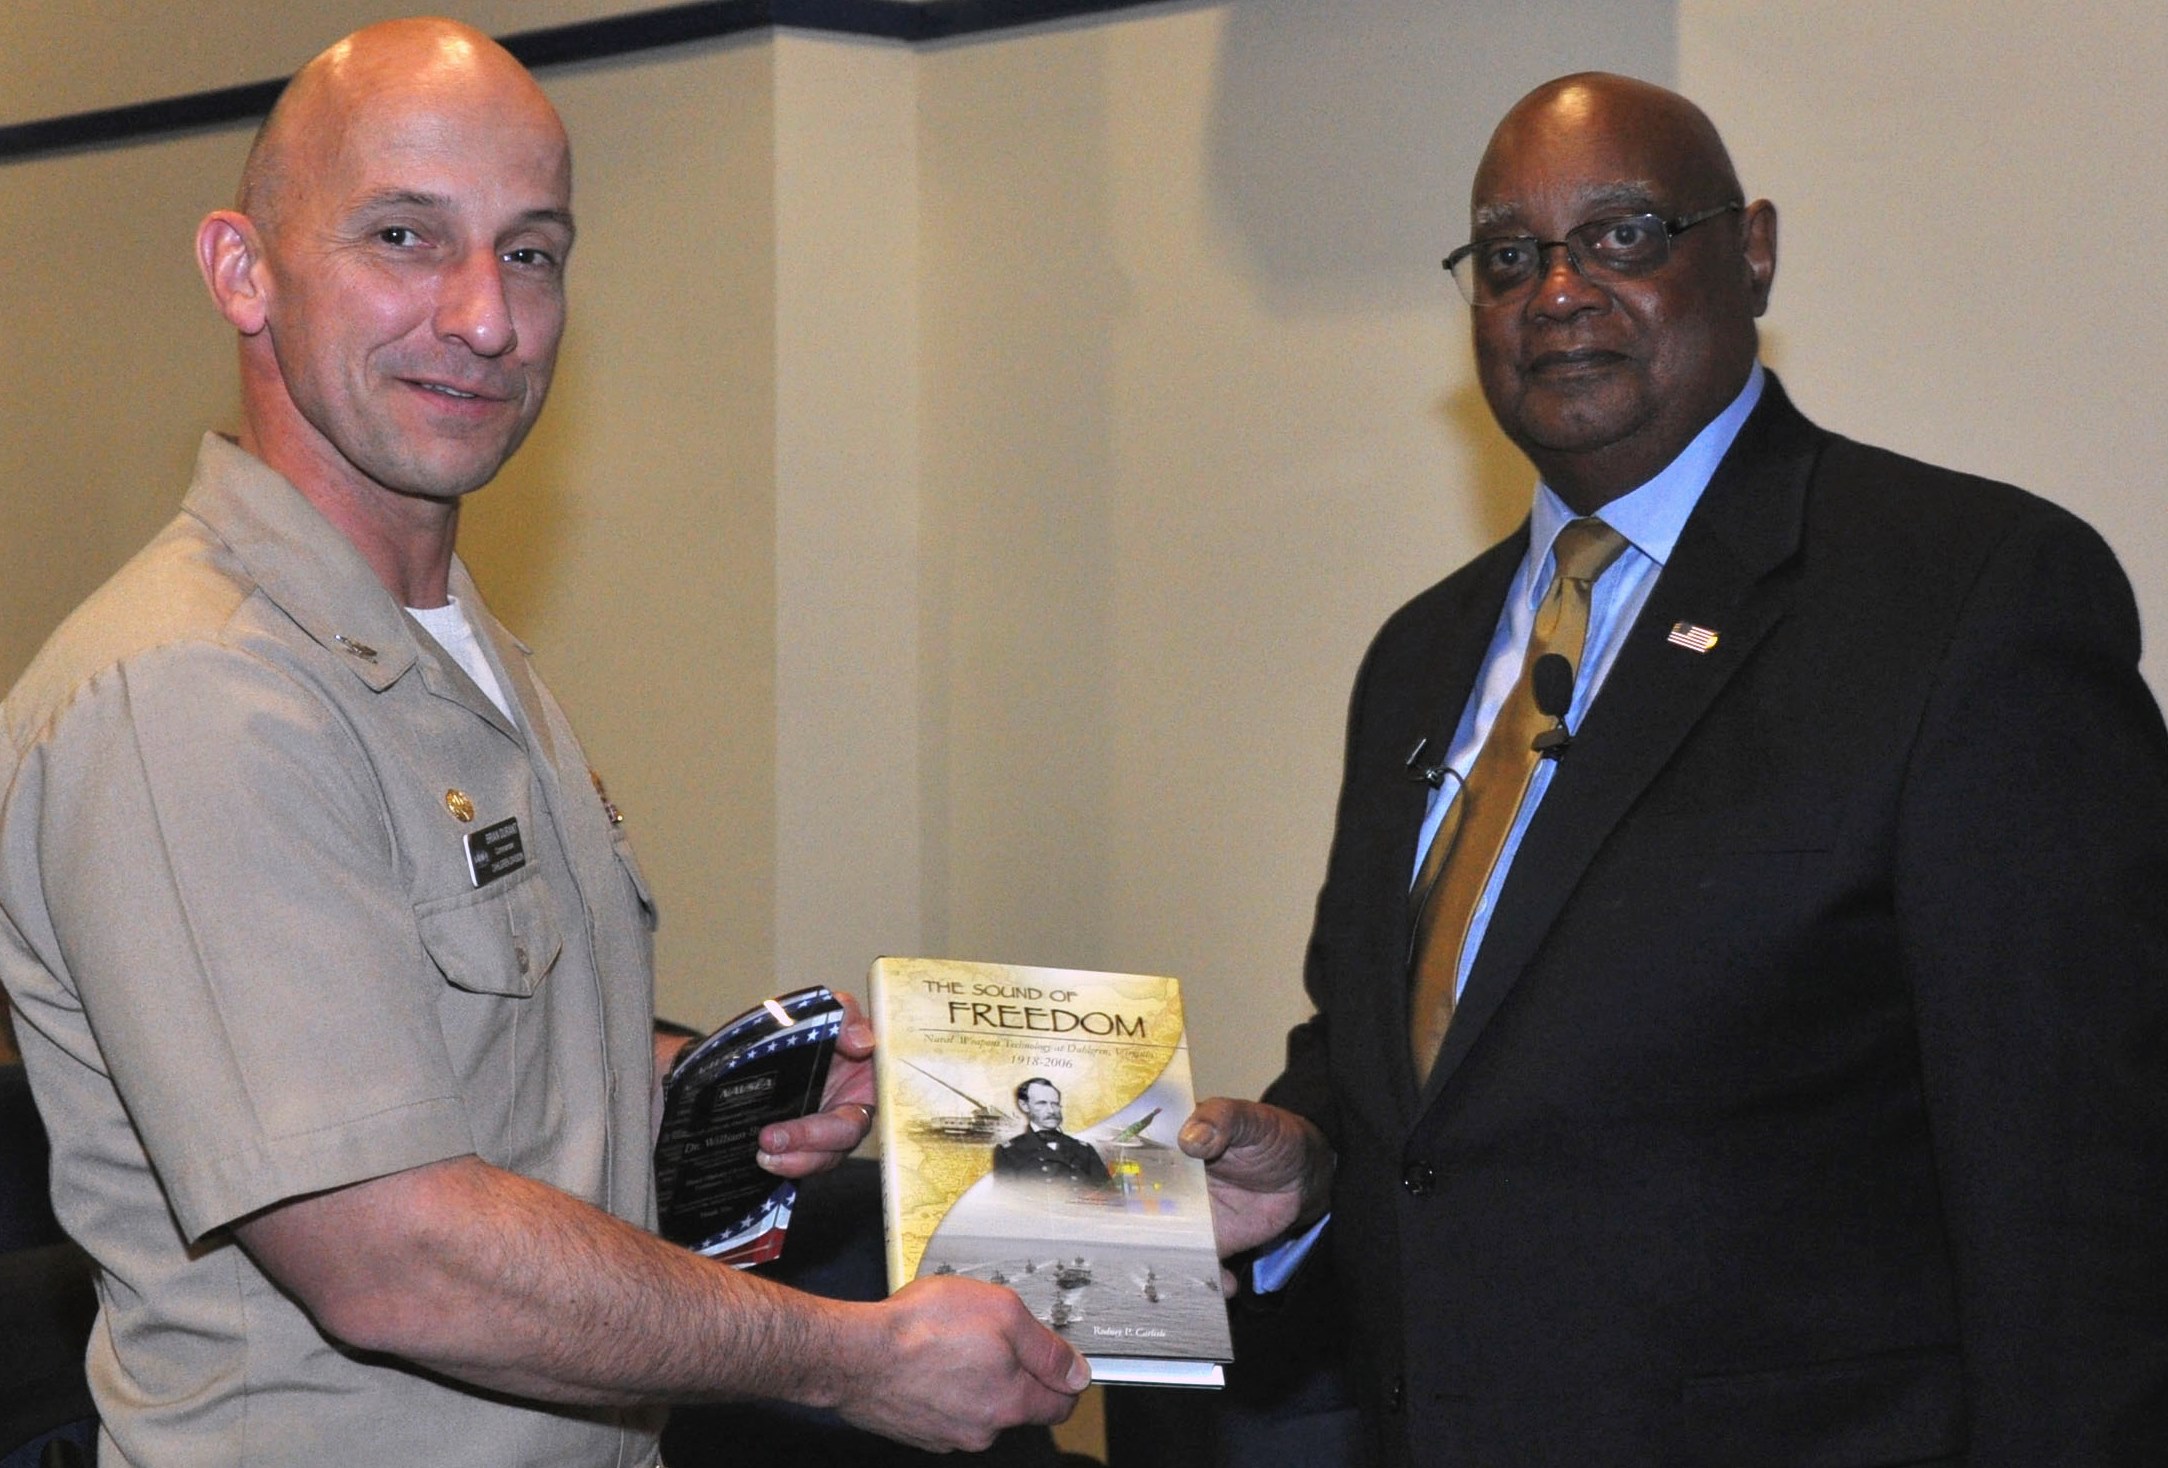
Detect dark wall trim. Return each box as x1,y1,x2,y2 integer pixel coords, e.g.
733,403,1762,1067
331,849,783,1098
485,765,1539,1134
0,0,1167,163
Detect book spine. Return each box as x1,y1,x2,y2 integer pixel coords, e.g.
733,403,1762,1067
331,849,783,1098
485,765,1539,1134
870,960,908,1291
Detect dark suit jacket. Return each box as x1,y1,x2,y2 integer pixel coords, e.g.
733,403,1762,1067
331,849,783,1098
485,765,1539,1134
990,1127,1111,1185
1265,377,2168,1467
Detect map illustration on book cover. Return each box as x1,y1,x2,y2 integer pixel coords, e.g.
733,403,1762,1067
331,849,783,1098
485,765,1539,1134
870,958,1232,1388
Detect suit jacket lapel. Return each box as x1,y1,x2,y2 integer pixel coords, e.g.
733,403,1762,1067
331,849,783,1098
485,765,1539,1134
1402,534,1530,800
1364,531,1529,1118
1417,379,1827,1110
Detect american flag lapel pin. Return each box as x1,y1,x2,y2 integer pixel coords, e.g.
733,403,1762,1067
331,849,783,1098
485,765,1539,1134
1666,622,1721,653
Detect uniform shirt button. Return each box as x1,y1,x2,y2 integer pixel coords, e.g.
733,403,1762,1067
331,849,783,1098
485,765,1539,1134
1401,1160,1435,1195
1387,1376,1407,1413
514,944,531,975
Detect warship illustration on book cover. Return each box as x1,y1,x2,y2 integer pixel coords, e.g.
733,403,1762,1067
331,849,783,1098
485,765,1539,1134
870,958,1232,1388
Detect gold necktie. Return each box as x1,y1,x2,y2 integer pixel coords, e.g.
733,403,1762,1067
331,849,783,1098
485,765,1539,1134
1408,517,1629,1083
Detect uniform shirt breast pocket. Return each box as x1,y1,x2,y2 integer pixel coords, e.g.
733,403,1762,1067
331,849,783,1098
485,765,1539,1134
416,867,565,997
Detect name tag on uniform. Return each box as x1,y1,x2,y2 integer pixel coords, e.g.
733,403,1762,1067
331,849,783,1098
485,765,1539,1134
465,816,527,888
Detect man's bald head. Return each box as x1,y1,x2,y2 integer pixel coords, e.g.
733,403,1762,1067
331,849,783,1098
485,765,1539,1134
237,19,567,239
196,15,577,552
1473,74,1743,233
1462,72,1775,509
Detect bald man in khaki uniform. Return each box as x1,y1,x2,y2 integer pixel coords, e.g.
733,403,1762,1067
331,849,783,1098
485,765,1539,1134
0,19,1086,1466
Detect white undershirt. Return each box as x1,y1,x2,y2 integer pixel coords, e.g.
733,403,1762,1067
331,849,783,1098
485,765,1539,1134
407,597,514,722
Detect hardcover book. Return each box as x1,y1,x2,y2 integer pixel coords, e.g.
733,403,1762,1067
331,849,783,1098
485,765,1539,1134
869,957,1232,1388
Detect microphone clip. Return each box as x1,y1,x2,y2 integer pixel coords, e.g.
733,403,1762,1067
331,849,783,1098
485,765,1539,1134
1404,737,1449,789
1529,652,1577,761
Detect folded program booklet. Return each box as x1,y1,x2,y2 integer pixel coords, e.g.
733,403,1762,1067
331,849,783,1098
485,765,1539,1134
653,986,844,1267
869,958,1232,1388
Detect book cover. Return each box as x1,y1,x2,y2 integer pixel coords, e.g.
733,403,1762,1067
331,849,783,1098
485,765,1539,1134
654,986,843,1266
870,958,1232,1388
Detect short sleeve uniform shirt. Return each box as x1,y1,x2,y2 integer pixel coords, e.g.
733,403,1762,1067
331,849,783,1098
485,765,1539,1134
0,435,663,1466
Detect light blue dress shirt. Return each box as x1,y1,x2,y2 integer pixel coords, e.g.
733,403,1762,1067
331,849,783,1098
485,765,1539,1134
1411,362,1765,1000
1253,364,1766,1294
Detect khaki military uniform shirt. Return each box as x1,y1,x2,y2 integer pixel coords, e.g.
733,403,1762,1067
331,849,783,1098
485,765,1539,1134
0,435,664,1466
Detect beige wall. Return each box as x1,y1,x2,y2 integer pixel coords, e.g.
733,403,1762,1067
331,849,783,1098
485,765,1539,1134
0,125,245,685
771,35,927,998
464,38,783,1028
914,2,1675,1098
6,1,2166,1105
1683,0,2168,697
0,0,659,122
0,15,784,1030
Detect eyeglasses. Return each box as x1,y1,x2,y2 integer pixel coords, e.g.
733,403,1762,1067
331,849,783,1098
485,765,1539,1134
1443,202,1743,307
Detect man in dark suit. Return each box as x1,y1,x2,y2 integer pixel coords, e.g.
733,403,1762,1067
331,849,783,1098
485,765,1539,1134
1180,72,2168,1466
992,1079,1113,1186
